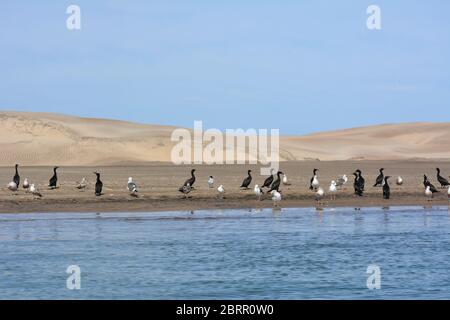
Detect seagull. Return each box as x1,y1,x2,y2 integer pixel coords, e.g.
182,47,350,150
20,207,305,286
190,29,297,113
383,176,391,199
30,184,42,198
180,183,192,199
448,186,450,201
76,177,87,190
94,172,103,196
254,184,264,201
23,178,30,190
180,169,196,190
436,168,450,188
261,169,274,188
315,187,325,205
282,173,291,186
13,164,20,188
48,166,59,189
208,176,214,188
271,190,282,207
310,169,320,190
127,177,138,197
240,170,252,189
396,176,403,185
7,181,18,192
425,186,433,201
329,181,337,201
336,175,348,188
373,168,385,187
217,185,225,199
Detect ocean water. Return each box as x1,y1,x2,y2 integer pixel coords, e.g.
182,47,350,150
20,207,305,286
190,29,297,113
1,206,450,300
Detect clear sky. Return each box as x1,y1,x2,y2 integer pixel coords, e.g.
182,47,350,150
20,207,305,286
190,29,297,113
0,1,449,134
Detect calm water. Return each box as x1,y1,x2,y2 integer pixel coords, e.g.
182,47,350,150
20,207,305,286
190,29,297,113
1,206,450,300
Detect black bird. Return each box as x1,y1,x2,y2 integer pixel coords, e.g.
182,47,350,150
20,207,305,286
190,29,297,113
353,172,364,196
309,168,319,190
261,169,274,188
436,168,450,188
179,169,196,192
13,164,20,187
423,175,439,193
240,170,252,189
373,168,385,187
48,166,59,189
94,172,103,196
269,171,283,192
383,176,391,199
355,169,365,191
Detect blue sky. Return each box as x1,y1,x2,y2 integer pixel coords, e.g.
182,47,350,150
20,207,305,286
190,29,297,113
0,1,449,134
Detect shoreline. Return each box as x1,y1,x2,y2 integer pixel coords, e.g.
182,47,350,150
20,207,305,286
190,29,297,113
1,194,448,214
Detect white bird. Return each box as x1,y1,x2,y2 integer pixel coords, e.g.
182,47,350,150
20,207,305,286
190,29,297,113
329,181,337,200
315,187,325,205
425,186,433,201
336,175,348,188
30,184,42,198
396,176,403,186
254,184,264,201
23,178,30,190
447,186,450,200
282,174,291,186
271,190,282,207
7,181,18,192
76,177,87,190
208,176,214,188
217,185,225,199
127,177,138,197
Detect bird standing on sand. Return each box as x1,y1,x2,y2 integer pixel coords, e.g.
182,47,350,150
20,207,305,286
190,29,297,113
383,176,391,199
48,167,59,189
425,186,433,201
217,185,225,199
254,184,264,201
13,164,20,187
310,169,320,190
423,175,439,194
76,178,87,190
436,168,450,188
373,168,385,187
271,190,281,207
396,176,403,185
282,173,291,186
353,172,364,196
7,181,18,192
180,169,196,191
94,172,103,196
30,184,42,198
447,186,450,201
208,176,214,188
127,177,138,197
23,178,30,190
329,181,337,201
180,183,192,199
240,170,252,189
269,171,283,192
315,187,325,205
336,175,348,188
355,170,365,191
261,169,274,188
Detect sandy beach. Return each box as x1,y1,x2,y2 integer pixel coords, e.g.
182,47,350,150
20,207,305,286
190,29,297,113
1,160,449,213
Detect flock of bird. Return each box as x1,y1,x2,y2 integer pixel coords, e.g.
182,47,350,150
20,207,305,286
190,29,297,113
5,164,450,207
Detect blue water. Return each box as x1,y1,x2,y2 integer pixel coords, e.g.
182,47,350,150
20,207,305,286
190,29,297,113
1,206,450,300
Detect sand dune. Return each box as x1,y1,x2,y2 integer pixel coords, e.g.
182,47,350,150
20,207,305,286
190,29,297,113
1,111,449,165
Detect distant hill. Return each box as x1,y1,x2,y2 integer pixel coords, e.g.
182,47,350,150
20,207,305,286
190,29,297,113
1,111,449,165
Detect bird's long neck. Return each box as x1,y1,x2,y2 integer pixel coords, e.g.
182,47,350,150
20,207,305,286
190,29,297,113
96,175,100,182
15,166,18,175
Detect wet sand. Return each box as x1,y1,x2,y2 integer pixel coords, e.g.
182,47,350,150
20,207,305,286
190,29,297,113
1,161,449,213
